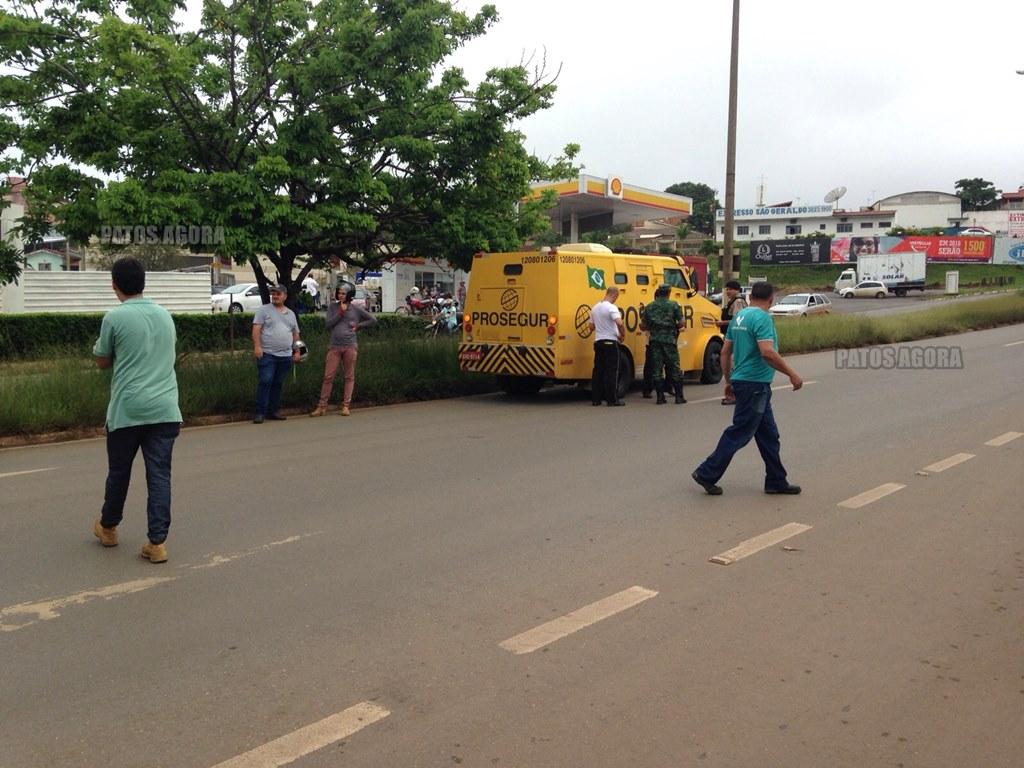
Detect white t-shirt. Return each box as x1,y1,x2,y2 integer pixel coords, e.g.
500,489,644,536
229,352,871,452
302,276,319,297
591,300,622,342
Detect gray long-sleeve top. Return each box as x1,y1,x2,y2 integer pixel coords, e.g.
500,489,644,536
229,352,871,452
325,301,376,347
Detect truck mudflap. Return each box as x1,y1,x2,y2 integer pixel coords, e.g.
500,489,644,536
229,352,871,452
458,343,555,378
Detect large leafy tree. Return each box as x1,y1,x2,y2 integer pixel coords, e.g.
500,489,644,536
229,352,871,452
0,0,576,300
664,181,718,235
954,178,1000,211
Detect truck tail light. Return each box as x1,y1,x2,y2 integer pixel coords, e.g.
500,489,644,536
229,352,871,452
547,325,556,336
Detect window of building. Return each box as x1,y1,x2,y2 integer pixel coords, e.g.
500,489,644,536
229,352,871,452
860,222,873,229
636,274,650,285
837,223,853,233
758,225,771,235
785,225,802,235
614,273,628,285
877,222,891,228
38,262,52,271
819,224,827,230
737,225,749,235
720,226,725,235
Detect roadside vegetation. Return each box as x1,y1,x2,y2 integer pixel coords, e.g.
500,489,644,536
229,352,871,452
2,294,1022,441
778,292,1024,354
706,247,1022,293
0,335,492,439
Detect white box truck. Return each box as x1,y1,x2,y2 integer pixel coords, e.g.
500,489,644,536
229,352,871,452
834,252,927,296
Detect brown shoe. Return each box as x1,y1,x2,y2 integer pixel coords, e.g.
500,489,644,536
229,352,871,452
310,405,327,417
141,542,168,563
93,519,118,547
340,405,351,417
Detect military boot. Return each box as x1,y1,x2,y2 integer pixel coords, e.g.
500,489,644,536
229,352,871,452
655,384,667,404
674,380,686,404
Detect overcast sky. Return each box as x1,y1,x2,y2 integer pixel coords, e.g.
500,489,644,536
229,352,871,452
448,0,1024,208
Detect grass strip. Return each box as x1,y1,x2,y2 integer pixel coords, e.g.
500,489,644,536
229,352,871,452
777,292,1024,354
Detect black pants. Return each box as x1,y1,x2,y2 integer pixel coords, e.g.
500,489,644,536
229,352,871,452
591,340,620,405
102,422,180,544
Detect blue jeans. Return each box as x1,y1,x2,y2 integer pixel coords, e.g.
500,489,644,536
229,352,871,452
695,380,788,489
255,353,293,416
102,422,180,544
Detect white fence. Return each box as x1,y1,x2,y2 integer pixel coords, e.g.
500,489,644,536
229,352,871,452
1,271,211,313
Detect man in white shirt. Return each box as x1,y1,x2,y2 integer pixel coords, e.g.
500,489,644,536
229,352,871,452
302,275,320,309
588,287,626,406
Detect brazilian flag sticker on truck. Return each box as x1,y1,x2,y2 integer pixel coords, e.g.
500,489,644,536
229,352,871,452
587,266,605,290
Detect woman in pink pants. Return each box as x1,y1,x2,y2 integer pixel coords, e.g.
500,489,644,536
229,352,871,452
310,283,376,417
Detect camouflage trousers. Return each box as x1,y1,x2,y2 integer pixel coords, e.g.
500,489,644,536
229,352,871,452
646,340,681,385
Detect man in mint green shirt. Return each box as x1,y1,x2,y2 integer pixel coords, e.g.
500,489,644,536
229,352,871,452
692,282,804,496
92,258,181,563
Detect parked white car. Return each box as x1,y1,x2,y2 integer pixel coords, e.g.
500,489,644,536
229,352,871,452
211,283,264,313
838,280,889,299
958,227,992,236
768,293,833,317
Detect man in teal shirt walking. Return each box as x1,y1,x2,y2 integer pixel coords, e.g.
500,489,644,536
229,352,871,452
92,258,182,563
692,282,803,496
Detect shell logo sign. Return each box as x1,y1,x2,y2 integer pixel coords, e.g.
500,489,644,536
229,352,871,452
606,175,624,200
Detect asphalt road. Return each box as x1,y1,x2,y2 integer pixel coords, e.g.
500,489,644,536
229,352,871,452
2,324,1023,768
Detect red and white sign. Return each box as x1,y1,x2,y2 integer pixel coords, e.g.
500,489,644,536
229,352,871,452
888,236,992,263
1009,212,1024,238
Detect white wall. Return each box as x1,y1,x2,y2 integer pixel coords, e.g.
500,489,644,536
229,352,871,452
960,210,1009,234
887,201,963,230
380,259,467,312
1,271,211,313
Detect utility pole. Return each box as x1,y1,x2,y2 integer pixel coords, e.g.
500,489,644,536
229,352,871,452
722,0,740,282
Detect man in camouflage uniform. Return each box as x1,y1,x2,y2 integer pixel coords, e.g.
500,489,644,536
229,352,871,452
641,284,686,404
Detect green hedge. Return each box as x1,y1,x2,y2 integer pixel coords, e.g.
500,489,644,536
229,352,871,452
0,311,426,360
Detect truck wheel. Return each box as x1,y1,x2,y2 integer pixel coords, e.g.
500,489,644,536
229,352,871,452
614,348,634,401
894,289,905,297
700,338,724,384
498,375,543,396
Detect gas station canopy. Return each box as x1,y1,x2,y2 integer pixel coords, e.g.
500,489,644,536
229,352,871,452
528,174,692,241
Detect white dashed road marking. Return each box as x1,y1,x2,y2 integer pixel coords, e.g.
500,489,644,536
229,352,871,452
838,482,906,510
1003,340,1024,348
922,453,975,473
0,467,58,480
1,535,311,632
985,432,1022,447
209,701,390,768
709,522,812,566
0,577,176,632
499,586,658,655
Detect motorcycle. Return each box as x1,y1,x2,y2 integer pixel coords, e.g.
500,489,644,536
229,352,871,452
425,299,460,337
397,293,438,316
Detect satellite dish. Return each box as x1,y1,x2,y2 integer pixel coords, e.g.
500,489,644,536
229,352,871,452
824,186,847,204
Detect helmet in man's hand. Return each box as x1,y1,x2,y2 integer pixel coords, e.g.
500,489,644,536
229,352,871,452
292,339,309,363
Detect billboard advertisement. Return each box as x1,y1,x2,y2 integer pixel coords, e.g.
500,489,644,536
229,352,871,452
1008,212,1024,238
993,237,1024,265
829,236,888,263
751,238,830,265
887,236,992,263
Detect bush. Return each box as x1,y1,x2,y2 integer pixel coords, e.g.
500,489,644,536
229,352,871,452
0,336,493,436
0,310,426,360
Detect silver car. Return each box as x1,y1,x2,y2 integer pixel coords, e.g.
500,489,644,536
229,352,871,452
769,293,833,317
839,280,889,299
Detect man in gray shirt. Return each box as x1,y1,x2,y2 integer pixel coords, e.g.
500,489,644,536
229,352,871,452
252,283,301,423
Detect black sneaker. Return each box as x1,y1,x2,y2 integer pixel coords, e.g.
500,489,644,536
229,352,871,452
608,400,626,407
267,412,287,421
691,471,723,495
765,484,801,495
253,414,265,424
